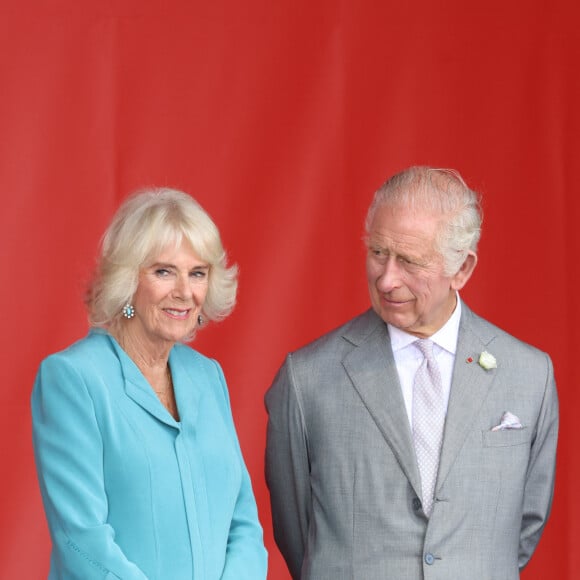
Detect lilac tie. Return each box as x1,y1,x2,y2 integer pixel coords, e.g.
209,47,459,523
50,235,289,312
412,339,445,517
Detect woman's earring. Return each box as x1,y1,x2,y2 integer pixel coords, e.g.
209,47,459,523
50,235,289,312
197,314,203,326
122,304,135,319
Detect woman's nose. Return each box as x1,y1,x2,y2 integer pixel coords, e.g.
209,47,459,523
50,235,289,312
173,274,189,298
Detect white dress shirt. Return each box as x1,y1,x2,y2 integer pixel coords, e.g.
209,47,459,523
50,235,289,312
388,296,462,429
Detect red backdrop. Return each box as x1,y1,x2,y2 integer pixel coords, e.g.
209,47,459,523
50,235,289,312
1,1,577,578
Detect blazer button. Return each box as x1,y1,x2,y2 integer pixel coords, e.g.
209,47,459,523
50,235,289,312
424,553,435,565
412,497,422,511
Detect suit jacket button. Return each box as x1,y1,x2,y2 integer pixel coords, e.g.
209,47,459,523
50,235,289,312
412,497,422,511
424,553,435,565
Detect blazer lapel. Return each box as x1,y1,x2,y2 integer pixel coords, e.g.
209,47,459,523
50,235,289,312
124,377,178,427
436,305,497,490
169,346,202,430
342,312,422,498
107,334,179,428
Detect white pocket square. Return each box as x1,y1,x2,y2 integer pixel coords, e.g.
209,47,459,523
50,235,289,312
491,411,523,431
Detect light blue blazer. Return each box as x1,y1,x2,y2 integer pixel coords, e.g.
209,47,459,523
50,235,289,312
32,329,267,579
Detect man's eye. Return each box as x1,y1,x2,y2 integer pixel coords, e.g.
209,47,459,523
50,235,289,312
369,249,387,263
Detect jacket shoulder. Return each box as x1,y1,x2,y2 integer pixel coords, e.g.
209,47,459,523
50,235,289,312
289,309,384,365
41,330,115,366
461,304,552,367
35,331,123,392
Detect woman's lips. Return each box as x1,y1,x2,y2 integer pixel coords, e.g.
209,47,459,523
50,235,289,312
163,308,191,319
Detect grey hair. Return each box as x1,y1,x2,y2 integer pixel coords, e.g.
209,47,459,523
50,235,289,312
86,187,238,328
365,166,482,275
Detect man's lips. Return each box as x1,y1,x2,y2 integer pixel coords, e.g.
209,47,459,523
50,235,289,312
381,296,412,306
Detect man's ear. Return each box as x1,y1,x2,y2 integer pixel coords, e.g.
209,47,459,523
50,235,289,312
451,251,477,291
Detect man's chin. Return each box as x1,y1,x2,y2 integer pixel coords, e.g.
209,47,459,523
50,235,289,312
379,311,413,330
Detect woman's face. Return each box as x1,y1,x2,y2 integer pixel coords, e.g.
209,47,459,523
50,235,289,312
130,240,209,351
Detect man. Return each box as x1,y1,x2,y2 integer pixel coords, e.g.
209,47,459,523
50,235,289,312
265,166,558,579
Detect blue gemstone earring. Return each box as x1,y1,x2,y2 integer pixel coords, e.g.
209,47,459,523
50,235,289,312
122,303,135,319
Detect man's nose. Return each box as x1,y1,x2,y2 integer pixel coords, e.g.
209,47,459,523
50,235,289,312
376,258,402,292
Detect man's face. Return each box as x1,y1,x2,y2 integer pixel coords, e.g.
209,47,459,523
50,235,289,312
366,204,473,338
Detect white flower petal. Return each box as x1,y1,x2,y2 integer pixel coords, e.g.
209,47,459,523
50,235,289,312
478,350,497,370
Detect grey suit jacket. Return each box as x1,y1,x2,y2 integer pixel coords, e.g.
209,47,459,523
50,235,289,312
265,304,558,580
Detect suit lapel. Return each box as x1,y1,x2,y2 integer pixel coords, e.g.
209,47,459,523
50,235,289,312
436,305,497,490
342,312,422,498
340,306,498,500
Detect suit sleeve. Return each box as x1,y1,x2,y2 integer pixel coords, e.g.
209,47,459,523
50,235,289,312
31,355,148,580
265,355,312,580
519,353,559,569
212,361,268,580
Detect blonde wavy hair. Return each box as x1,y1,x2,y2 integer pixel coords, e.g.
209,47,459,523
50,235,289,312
86,187,238,329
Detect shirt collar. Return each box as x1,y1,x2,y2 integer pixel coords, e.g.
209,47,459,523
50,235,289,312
388,293,462,355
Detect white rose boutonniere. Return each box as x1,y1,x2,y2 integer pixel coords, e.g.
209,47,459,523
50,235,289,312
478,351,497,370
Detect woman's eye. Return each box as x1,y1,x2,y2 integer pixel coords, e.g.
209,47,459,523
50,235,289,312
155,268,171,277
191,270,207,279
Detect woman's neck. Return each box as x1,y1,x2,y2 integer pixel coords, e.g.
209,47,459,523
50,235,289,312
109,323,171,376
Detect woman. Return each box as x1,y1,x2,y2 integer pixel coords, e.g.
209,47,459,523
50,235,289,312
31,188,267,579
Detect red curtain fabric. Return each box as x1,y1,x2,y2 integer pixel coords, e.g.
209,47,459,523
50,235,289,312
1,1,577,578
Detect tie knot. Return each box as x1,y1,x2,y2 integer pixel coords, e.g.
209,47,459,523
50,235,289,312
415,339,435,361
